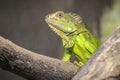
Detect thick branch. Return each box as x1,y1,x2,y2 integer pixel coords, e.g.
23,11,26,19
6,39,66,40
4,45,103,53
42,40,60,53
1,26,120,80
73,26,120,80
0,36,78,80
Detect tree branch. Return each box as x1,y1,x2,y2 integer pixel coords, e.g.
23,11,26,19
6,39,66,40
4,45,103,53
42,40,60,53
1,26,120,80
0,36,78,80
73,26,120,80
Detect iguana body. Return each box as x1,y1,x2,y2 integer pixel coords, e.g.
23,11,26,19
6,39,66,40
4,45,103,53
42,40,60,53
45,11,100,67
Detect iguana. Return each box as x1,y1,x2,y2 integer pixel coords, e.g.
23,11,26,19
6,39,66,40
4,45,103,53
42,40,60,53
45,11,100,67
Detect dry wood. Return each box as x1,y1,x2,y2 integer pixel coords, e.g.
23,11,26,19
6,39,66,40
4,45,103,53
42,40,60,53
0,36,78,80
73,26,120,80
0,26,120,80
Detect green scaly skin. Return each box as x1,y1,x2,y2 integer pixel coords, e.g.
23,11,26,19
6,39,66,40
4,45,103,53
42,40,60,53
45,11,100,68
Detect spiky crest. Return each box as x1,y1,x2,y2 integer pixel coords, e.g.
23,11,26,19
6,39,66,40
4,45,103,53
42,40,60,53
68,12,82,23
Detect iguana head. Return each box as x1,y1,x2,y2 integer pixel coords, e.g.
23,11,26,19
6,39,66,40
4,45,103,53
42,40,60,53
45,11,85,47
45,11,83,34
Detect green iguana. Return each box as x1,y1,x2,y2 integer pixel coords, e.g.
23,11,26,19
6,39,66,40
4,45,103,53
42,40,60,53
45,11,100,67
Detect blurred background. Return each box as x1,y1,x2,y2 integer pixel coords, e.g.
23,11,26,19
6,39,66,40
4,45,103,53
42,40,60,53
0,0,120,80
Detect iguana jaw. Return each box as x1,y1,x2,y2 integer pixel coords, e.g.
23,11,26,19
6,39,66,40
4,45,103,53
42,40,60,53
45,17,67,33
45,16,66,37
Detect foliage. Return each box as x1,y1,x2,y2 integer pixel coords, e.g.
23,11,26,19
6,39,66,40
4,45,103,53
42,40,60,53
101,0,120,42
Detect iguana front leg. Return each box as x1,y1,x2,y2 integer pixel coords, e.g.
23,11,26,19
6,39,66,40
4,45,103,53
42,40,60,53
74,61,84,67
62,48,72,62
62,48,83,67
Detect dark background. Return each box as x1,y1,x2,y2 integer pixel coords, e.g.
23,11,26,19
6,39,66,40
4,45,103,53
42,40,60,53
0,0,113,80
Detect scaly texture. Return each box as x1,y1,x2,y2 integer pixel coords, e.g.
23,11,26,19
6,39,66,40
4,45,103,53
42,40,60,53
45,11,100,67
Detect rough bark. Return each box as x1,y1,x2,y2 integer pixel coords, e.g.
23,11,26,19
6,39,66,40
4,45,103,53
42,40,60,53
0,26,120,80
0,36,78,80
73,26,120,80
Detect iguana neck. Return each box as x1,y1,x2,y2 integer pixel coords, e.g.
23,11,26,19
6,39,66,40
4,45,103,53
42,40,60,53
63,23,88,48
68,24,88,36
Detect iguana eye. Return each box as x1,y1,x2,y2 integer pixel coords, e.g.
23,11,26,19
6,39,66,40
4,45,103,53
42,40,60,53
57,13,63,18
56,11,64,18
58,13,62,17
